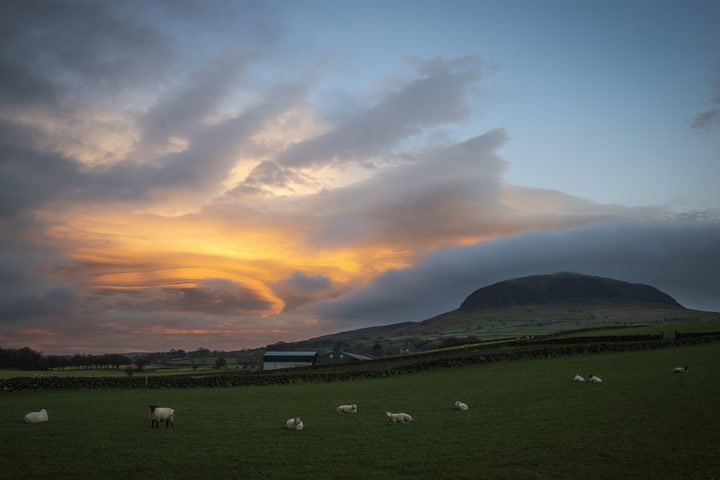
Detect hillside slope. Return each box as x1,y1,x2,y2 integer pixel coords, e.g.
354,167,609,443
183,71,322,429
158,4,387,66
392,273,706,340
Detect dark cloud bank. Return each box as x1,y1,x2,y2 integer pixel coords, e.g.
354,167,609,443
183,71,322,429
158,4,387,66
309,222,720,329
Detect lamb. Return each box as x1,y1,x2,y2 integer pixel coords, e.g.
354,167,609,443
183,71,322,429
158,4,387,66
24,409,48,423
673,367,689,373
336,404,357,413
454,401,468,411
386,412,414,423
148,405,175,428
573,374,585,382
589,375,602,383
286,417,304,430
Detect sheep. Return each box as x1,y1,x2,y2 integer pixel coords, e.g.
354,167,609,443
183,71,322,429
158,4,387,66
386,412,413,423
454,401,469,411
573,374,585,382
148,405,175,428
336,404,357,413
24,409,48,423
286,417,303,430
589,375,602,383
673,367,689,373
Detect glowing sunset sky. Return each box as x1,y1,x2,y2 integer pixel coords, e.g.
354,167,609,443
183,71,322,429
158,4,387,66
1,0,719,355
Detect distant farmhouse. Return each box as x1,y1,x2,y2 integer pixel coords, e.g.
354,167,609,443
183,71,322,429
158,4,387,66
262,351,318,371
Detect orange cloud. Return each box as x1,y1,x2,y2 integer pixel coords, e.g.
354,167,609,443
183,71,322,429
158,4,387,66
19,329,56,336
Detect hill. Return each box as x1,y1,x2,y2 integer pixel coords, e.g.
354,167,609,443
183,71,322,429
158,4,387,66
459,272,683,310
284,272,717,356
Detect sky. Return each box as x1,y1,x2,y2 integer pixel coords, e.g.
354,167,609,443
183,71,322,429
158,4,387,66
1,0,719,355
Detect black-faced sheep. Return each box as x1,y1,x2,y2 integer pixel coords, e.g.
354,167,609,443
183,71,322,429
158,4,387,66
148,405,175,428
286,417,303,430
454,401,468,411
589,375,602,383
336,404,357,413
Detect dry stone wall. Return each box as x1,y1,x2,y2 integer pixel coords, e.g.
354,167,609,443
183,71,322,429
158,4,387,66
2,335,718,392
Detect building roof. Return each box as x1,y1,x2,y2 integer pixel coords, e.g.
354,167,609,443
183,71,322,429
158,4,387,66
341,351,375,361
264,351,318,357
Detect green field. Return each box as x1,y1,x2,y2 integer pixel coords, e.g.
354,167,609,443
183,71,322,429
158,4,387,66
2,342,719,480
0,362,257,379
559,320,720,338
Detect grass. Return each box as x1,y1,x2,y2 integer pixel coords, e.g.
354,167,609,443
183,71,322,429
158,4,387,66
559,320,720,338
2,342,719,480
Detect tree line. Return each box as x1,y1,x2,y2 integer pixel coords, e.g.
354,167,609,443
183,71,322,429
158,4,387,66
0,345,247,371
0,346,132,371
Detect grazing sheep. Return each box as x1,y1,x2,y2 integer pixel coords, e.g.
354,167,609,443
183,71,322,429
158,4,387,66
286,417,303,430
589,375,602,383
24,409,48,423
673,367,689,373
573,374,585,382
336,404,357,413
386,412,414,423
148,405,175,428
454,401,468,411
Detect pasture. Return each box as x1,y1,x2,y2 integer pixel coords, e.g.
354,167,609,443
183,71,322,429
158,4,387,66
2,342,719,480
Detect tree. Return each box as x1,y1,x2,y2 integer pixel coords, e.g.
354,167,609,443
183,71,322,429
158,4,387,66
215,356,227,370
194,347,211,357
134,358,150,372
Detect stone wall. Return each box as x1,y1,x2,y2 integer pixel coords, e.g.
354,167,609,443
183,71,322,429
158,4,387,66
2,334,717,392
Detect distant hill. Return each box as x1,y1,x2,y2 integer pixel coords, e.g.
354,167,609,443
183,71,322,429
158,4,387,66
459,272,683,310
257,272,717,356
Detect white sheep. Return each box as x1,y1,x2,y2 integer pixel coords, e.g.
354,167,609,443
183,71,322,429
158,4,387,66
336,404,357,413
589,375,602,383
454,401,468,411
286,417,304,430
386,412,414,423
673,366,689,373
148,405,175,428
24,409,48,423
573,374,585,382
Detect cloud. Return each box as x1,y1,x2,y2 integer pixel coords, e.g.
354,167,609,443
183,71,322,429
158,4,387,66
0,1,173,112
163,278,276,315
690,108,720,130
0,0,292,216
691,75,720,130
241,56,484,190
272,271,334,311
0,286,79,323
308,222,720,330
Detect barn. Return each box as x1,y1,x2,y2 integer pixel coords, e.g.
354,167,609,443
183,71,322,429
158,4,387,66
262,351,319,371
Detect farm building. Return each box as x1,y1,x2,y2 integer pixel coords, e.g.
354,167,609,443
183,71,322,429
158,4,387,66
319,351,376,366
263,351,319,370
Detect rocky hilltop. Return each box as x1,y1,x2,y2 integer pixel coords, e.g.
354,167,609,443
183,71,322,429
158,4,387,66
459,272,683,311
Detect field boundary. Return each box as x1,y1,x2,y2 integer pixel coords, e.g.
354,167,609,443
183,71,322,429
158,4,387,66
2,334,718,392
